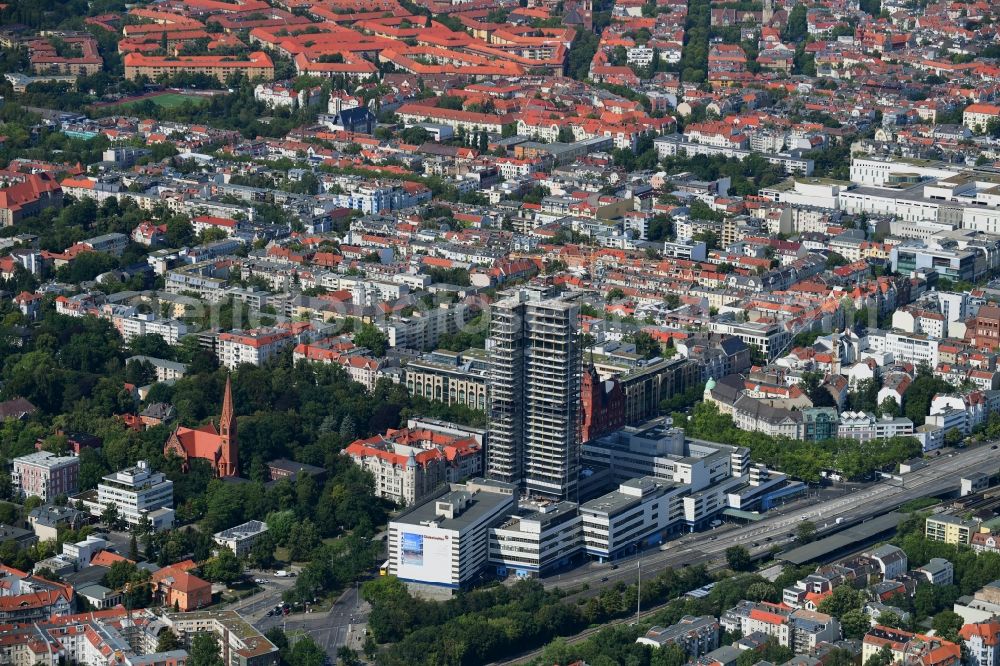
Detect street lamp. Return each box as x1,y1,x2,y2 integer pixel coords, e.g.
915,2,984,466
636,553,642,622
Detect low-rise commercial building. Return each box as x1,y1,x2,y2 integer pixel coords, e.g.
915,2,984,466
579,477,687,560
387,479,516,591
837,412,915,441
488,500,581,578
214,520,269,558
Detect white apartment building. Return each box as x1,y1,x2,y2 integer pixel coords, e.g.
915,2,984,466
103,306,188,345
866,330,940,367
709,319,791,361
217,328,296,369
381,304,475,351
81,233,129,257
125,355,188,382
636,616,720,655
253,83,323,110
837,411,915,441
626,46,654,67
323,181,432,214
96,461,174,531
960,622,1000,666
494,158,543,180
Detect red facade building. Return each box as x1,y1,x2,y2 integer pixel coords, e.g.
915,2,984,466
580,364,625,442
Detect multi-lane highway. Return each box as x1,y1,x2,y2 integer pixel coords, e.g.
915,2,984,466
545,444,1000,594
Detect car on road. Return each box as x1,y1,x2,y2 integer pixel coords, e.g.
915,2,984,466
255,578,268,584
611,564,618,570
751,542,760,547
992,445,998,450
600,576,609,582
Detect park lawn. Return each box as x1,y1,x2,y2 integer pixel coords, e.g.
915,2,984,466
114,93,208,110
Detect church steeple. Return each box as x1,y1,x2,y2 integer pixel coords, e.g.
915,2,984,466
219,374,237,476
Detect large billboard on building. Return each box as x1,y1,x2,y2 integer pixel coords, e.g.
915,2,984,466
395,527,453,586
401,532,423,567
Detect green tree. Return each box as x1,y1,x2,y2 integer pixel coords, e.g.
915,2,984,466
825,252,848,269
932,610,963,642
156,629,180,652
201,548,242,584
796,520,816,544
877,610,904,629
879,396,900,418
335,646,361,666
289,636,327,666
841,609,871,640
903,374,952,426
818,585,865,618
288,519,321,561
849,378,880,412
165,217,195,247
726,545,752,571
859,0,881,17
784,4,808,41
353,323,388,356
190,632,225,666
631,331,661,359
746,582,779,602
799,371,835,408
100,502,120,529
103,560,140,591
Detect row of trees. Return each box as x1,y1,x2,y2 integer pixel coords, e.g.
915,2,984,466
529,569,857,666
363,564,712,666
679,0,710,84
677,402,922,482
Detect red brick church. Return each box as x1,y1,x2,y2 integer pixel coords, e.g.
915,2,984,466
163,376,238,477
